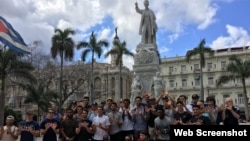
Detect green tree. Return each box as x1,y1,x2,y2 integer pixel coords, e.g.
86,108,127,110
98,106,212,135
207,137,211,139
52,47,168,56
217,55,250,121
105,39,134,99
20,82,58,119
186,38,214,101
0,48,35,125
51,28,75,110
77,31,109,102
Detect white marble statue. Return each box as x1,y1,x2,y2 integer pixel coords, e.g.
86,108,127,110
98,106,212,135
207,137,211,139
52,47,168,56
153,71,164,98
131,75,143,106
135,0,157,44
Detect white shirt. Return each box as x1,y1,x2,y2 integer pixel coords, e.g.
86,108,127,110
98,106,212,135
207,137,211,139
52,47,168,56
92,115,111,140
119,108,134,131
0,125,18,141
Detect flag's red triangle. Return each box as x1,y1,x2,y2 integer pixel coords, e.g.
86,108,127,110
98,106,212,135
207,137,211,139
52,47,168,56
0,21,8,32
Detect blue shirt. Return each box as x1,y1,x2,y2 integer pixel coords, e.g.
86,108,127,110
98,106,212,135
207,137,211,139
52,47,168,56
19,120,39,141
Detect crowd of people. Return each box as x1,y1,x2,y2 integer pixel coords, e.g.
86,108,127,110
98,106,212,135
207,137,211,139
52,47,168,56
0,90,241,141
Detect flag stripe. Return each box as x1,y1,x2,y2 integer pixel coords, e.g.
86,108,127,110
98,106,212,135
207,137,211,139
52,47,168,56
0,16,31,54
0,32,31,53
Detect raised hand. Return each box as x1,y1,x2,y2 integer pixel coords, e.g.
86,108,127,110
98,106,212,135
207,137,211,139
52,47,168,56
52,123,57,129
45,123,51,129
27,126,34,132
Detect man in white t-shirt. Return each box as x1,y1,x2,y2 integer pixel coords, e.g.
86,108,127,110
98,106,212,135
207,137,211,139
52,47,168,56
0,115,19,141
92,106,111,141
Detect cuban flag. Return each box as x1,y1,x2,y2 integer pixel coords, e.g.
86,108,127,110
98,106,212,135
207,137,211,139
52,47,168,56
0,16,31,54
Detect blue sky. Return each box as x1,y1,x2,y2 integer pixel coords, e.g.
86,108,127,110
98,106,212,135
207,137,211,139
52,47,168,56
0,0,250,70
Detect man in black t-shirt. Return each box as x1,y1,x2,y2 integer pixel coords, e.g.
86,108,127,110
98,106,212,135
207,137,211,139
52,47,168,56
60,108,78,141
173,101,192,125
75,109,93,141
188,105,211,125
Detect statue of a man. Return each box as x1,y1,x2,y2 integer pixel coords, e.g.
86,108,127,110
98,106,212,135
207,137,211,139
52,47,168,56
135,0,157,44
131,75,143,106
153,71,164,98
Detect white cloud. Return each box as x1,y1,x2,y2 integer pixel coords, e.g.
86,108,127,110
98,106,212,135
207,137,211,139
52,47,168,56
210,25,250,49
168,33,179,43
152,0,217,32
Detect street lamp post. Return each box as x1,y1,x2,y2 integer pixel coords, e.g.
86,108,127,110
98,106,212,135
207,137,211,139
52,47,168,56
200,68,204,101
106,66,109,99
207,87,210,97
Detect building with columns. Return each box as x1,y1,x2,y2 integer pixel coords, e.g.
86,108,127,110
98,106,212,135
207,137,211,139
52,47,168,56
160,46,250,109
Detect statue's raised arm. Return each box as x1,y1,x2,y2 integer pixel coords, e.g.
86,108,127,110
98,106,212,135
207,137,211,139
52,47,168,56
135,0,157,44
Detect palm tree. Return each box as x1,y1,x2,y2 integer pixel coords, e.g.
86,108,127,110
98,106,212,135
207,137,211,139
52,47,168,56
105,40,134,99
20,82,58,119
0,48,35,125
217,55,250,121
77,31,109,102
51,28,75,110
186,38,214,101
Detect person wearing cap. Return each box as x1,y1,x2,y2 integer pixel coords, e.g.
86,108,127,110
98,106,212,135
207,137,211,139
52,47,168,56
88,102,98,121
186,94,200,113
0,115,18,141
40,108,60,141
18,109,40,141
147,94,163,141
70,101,78,114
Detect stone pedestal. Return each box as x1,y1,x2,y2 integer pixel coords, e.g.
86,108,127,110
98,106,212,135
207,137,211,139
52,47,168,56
133,43,160,92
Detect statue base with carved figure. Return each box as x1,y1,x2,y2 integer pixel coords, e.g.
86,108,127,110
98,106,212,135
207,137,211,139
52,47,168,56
134,43,160,65
133,43,161,94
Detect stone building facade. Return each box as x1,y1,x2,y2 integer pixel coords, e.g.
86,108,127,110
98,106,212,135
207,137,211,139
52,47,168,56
161,46,250,109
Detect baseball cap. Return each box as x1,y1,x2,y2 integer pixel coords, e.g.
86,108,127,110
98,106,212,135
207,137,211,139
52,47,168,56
6,115,15,120
92,102,98,106
106,97,113,102
26,109,34,115
192,94,199,99
101,100,106,105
